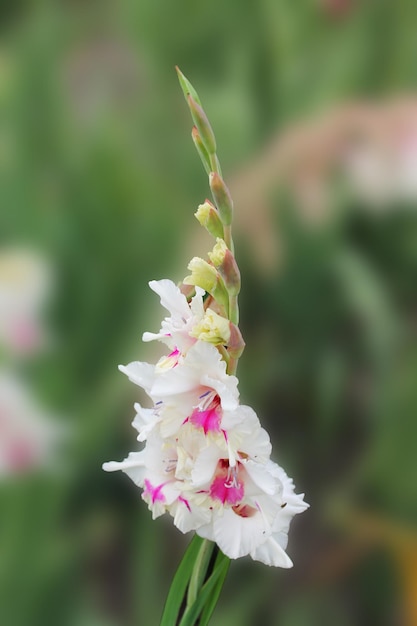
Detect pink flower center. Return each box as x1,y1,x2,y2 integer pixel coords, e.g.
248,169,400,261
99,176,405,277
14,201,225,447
209,460,244,506
190,393,221,434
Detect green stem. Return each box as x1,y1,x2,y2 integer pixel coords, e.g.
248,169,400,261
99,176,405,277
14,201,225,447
178,550,230,626
209,153,219,175
159,535,204,626
218,344,230,366
227,356,238,376
186,539,215,607
223,224,233,253
229,294,239,326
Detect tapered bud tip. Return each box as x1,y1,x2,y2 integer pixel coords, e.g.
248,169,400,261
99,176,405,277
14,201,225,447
176,67,202,106
187,95,216,155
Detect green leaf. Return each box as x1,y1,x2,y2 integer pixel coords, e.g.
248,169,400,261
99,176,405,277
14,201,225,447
159,534,204,626
186,539,215,607
178,551,230,626
199,551,230,626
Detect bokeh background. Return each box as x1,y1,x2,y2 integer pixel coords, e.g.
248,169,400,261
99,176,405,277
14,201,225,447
1,1,417,625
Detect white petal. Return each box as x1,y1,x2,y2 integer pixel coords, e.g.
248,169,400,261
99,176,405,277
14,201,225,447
196,522,215,542
173,499,212,534
142,330,169,343
102,450,146,487
189,287,205,319
191,444,222,487
119,361,155,395
213,507,268,560
223,405,271,462
250,536,293,568
243,460,277,496
132,405,158,441
148,279,191,320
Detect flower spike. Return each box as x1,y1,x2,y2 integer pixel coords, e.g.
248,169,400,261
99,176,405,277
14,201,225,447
104,66,308,626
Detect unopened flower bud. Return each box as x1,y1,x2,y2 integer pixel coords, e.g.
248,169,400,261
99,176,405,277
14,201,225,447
176,66,202,106
189,308,231,345
209,172,233,226
184,257,229,313
188,95,217,156
227,322,245,360
191,127,211,176
195,201,224,239
209,238,241,296
184,257,217,291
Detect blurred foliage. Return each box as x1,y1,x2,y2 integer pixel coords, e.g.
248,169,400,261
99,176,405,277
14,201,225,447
1,1,417,625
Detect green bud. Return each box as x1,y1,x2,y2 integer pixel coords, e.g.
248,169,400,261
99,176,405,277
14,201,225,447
184,257,229,313
227,323,245,360
188,95,216,156
209,238,241,296
209,172,233,226
191,127,211,176
195,200,224,239
176,66,202,106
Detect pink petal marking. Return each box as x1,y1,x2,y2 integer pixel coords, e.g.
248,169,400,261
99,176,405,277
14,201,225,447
167,348,180,367
178,496,191,512
143,479,166,504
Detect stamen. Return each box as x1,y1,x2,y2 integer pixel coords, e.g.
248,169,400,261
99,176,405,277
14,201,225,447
224,466,240,489
196,391,219,412
153,401,164,416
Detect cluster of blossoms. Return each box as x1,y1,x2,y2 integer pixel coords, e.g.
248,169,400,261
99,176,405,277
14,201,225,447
104,68,307,569
104,272,307,567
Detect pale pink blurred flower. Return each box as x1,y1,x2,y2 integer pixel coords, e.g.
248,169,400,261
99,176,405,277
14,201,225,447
0,248,52,355
0,370,63,477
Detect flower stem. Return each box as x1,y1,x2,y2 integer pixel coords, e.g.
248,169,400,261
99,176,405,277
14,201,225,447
229,294,239,326
209,153,219,175
178,548,230,626
186,539,215,607
223,224,234,253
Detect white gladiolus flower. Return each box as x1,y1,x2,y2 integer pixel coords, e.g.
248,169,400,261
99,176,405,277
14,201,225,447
142,279,205,354
104,277,308,567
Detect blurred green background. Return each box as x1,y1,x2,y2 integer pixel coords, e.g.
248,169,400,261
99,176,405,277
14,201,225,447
1,1,417,625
